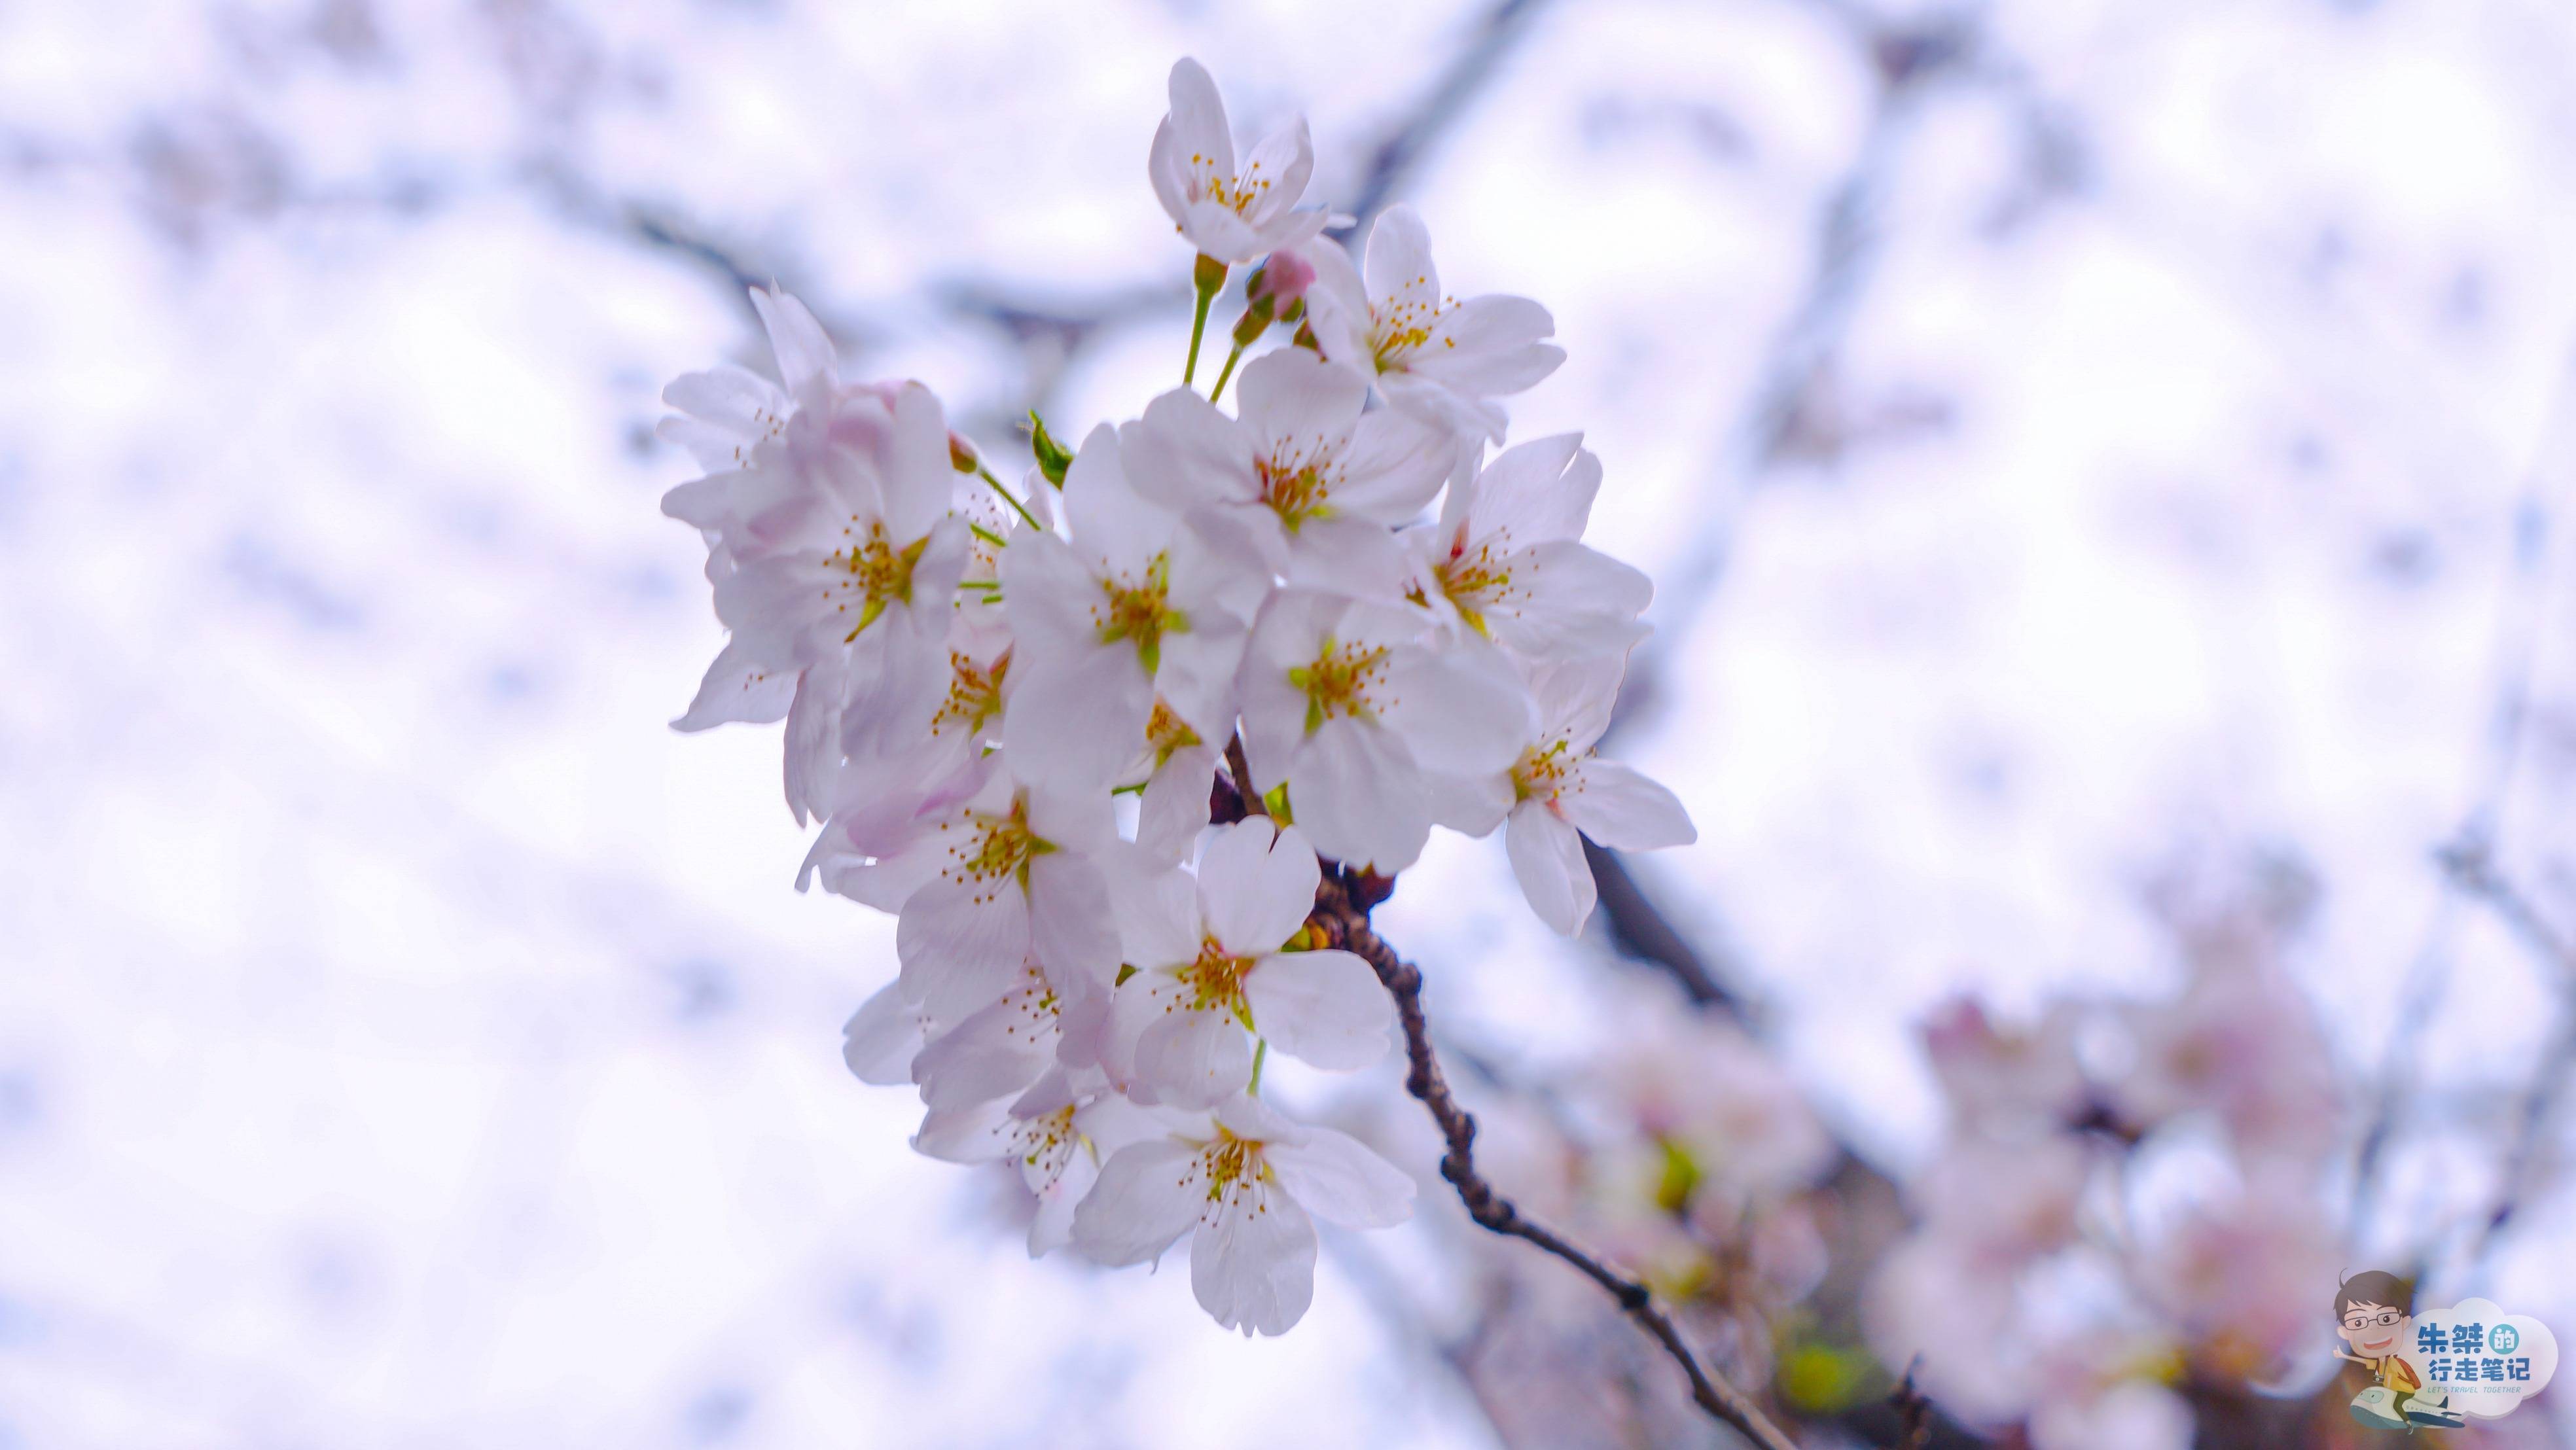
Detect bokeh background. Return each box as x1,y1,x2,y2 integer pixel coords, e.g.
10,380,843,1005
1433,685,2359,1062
5,0,2576,1444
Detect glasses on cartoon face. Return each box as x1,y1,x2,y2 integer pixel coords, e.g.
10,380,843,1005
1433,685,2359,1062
2343,1310,2405,1332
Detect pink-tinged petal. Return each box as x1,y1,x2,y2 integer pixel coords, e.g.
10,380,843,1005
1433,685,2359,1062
1236,347,1368,455
997,529,1102,659
1191,1177,1317,1336
1381,373,1511,444
1243,948,1390,1071
674,637,796,732
1147,117,1192,228
1409,294,1563,395
1558,759,1696,851
897,875,1031,1017
1137,743,1219,863
880,383,958,541
1362,205,1440,320
1122,391,1259,512
1468,433,1593,544
912,983,1056,1110
1029,1140,1099,1257
1073,1137,1204,1265
781,650,846,826
912,1100,1013,1163
1283,514,1412,601
1236,590,1344,791
1236,118,1314,226
1179,203,1267,266
1107,856,1204,972
1212,1093,1306,1145
1505,804,1594,934
1529,654,1626,752
1027,851,1123,989
1330,406,1458,522
1165,58,1234,185
1423,767,1514,837
842,981,931,1086
748,285,836,401
1134,1006,1256,1109
1198,819,1321,955
664,364,787,443
1292,237,1375,369
1063,422,1175,577
1267,1127,1416,1228
1493,541,1653,661
1003,647,1154,792
1378,642,1535,777
1291,716,1431,872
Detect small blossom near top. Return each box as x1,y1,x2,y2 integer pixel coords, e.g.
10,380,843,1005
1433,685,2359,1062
1298,205,1565,441
1149,58,1328,265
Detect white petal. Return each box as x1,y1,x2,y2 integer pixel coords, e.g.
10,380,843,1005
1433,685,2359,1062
1073,1138,1204,1266
1422,767,1514,837
1290,717,1431,872
1134,1006,1256,1109
1164,58,1234,184
912,1100,1012,1163
1243,949,1391,1072
748,285,836,400
1123,390,1258,512
1329,406,1456,523
912,983,1056,1110
1063,423,1174,578
1029,1141,1099,1257
1137,745,1219,863
1190,1176,1317,1336
1283,514,1413,601
1198,819,1321,956
1378,643,1535,777
1410,296,1563,395
674,637,797,732
1468,433,1593,544
1505,805,1594,935
1268,1127,1416,1229
1004,648,1154,792
897,875,1031,1017
1362,205,1440,322
842,982,931,1086
1027,852,1124,989
1107,856,1204,971
1558,760,1696,851
1236,349,1367,457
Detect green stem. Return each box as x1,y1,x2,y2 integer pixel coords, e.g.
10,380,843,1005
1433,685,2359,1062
1183,253,1226,387
1249,1037,1269,1095
975,463,1043,532
1209,342,1245,404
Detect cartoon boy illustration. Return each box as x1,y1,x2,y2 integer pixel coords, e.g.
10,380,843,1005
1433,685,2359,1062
2334,1270,2463,1430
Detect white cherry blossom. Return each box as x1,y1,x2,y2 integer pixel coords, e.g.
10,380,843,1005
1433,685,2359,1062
1406,433,1651,661
1071,1094,1414,1335
917,1067,1163,1257
1148,58,1327,264
1298,205,1565,440
1103,819,1391,1107
1238,589,1532,871
1000,425,1261,789
1122,349,1457,601
1429,653,1692,933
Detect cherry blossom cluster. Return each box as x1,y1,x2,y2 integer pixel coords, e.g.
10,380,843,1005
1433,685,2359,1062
658,58,1692,1336
1867,857,2348,1449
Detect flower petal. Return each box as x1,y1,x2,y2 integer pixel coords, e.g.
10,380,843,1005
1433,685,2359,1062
1505,804,1594,934
1268,1126,1416,1229
1191,1176,1317,1336
842,981,931,1086
1198,819,1321,955
1558,760,1696,851
1073,1137,1204,1266
1243,948,1391,1071
1290,716,1431,872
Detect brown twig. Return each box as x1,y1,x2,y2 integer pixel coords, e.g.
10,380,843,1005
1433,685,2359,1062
1304,865,1803,1450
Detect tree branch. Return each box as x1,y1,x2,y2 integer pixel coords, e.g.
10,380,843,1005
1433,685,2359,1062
1305,866,1803,1450
2438,837,2576,1274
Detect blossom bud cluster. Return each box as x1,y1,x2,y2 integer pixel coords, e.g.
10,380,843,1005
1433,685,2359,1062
659,58,1693,1335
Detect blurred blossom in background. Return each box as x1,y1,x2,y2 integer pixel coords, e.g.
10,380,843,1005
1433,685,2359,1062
5,0,2576,1445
